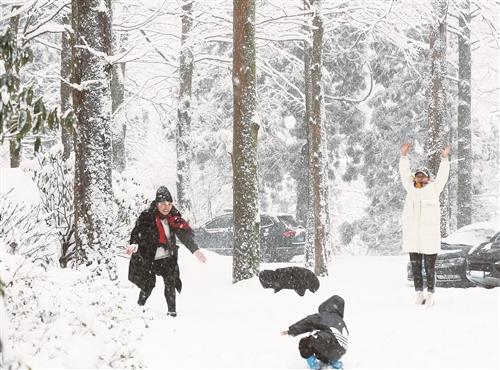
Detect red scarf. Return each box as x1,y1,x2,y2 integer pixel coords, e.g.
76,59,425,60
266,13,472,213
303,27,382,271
155,213,192,244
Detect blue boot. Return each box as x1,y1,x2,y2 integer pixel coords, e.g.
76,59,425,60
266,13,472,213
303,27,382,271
329,359,343,369
306,355,319,370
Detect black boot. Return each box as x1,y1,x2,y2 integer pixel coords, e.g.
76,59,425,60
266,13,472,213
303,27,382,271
165,285,176,315
138,289,151,306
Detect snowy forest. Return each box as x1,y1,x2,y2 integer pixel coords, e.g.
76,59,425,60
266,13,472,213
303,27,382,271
1,0,499,368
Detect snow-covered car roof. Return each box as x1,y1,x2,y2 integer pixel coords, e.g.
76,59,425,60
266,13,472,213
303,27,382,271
442,221,498,247
220,209,295,218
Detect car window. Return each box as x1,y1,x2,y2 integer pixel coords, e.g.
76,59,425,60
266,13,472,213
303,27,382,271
261,215,273,228
205,214,233,229
277,215,299,228
442,227,496,246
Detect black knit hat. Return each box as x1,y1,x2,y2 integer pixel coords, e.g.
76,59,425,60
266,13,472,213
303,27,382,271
155,186,172,203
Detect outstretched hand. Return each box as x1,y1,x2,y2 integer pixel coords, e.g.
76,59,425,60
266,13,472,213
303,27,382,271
281,330,288,336
126,244,138,256
441,145,451,158
401,142,411,156
194,249,207,263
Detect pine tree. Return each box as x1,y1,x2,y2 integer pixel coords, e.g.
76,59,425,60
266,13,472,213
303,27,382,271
177,0,194,218
232,0,260,283
60,13,73,161
72,0,116,279
110,3,127,173
427,0,450,237
355,28,430,254
456,0,472,228
308,0,328,276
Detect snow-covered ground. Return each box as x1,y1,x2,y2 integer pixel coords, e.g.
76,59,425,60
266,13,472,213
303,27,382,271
124,250,499,370
2,244,499,369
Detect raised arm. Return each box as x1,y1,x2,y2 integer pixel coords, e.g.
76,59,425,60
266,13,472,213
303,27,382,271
434,146,450,193
399,143,413,192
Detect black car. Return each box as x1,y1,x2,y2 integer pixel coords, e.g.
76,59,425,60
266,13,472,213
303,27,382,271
193,211,305,262
407,222,497,287
466,231,500,288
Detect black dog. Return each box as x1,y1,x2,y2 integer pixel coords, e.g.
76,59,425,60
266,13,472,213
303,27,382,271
259,266,320,296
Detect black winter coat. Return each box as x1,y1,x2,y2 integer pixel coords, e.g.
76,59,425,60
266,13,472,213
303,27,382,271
288,295,349,361
128,202,199,291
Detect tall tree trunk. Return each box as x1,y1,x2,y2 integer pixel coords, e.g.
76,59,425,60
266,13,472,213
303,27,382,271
61,13,73,161
110,3,126,173
177,0,194,218
308,0,328,276
232,0,260,283
111,60,126,172
6,12,21,168
301,0,314,268
426,0,449,237
457,0,472,228
72,0,116,279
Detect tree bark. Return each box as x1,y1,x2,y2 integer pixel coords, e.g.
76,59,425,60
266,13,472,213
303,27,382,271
177,0,194,218
72,0,116,279
232,0,260,283
61,13,73,161
110,59,126,172
426,0,449,237
308,0,328,276
457,0,472,228
301,0,314,269
6,12,21,168
110,5,127,173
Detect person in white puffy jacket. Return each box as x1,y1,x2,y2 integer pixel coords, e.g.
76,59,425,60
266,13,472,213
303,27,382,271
399,142,450,306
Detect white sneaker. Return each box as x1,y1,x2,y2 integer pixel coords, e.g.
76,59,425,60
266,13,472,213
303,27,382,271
415,291,425,305
425,292,434,307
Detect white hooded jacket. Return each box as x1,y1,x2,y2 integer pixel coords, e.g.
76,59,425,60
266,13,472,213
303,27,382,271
399,156,450,254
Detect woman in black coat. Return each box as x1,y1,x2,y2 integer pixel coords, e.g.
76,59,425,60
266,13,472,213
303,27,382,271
282,295,349,370
127,186,206,317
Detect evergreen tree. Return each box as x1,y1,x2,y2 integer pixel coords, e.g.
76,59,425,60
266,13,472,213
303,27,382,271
232,0,260,282
456,0,472,228
72,0,116,279
354,29,430,254
177,0,195,219
427,0,450,237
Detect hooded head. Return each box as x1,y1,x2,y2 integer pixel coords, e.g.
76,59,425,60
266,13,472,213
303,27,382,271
318,295,345,318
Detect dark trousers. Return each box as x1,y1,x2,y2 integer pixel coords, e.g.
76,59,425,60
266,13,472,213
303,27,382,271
138,258,178,312
409,252,437,293
299,335,340,364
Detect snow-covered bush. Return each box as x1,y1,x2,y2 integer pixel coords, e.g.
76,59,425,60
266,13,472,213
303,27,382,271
31,145,76,267
112,170,148,245
1,254,149,368
0,193,59,269
30,146,148,264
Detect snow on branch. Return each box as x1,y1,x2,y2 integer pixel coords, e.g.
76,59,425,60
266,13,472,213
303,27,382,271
113,0,177,32
139,30,178,68
22,1,70,43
